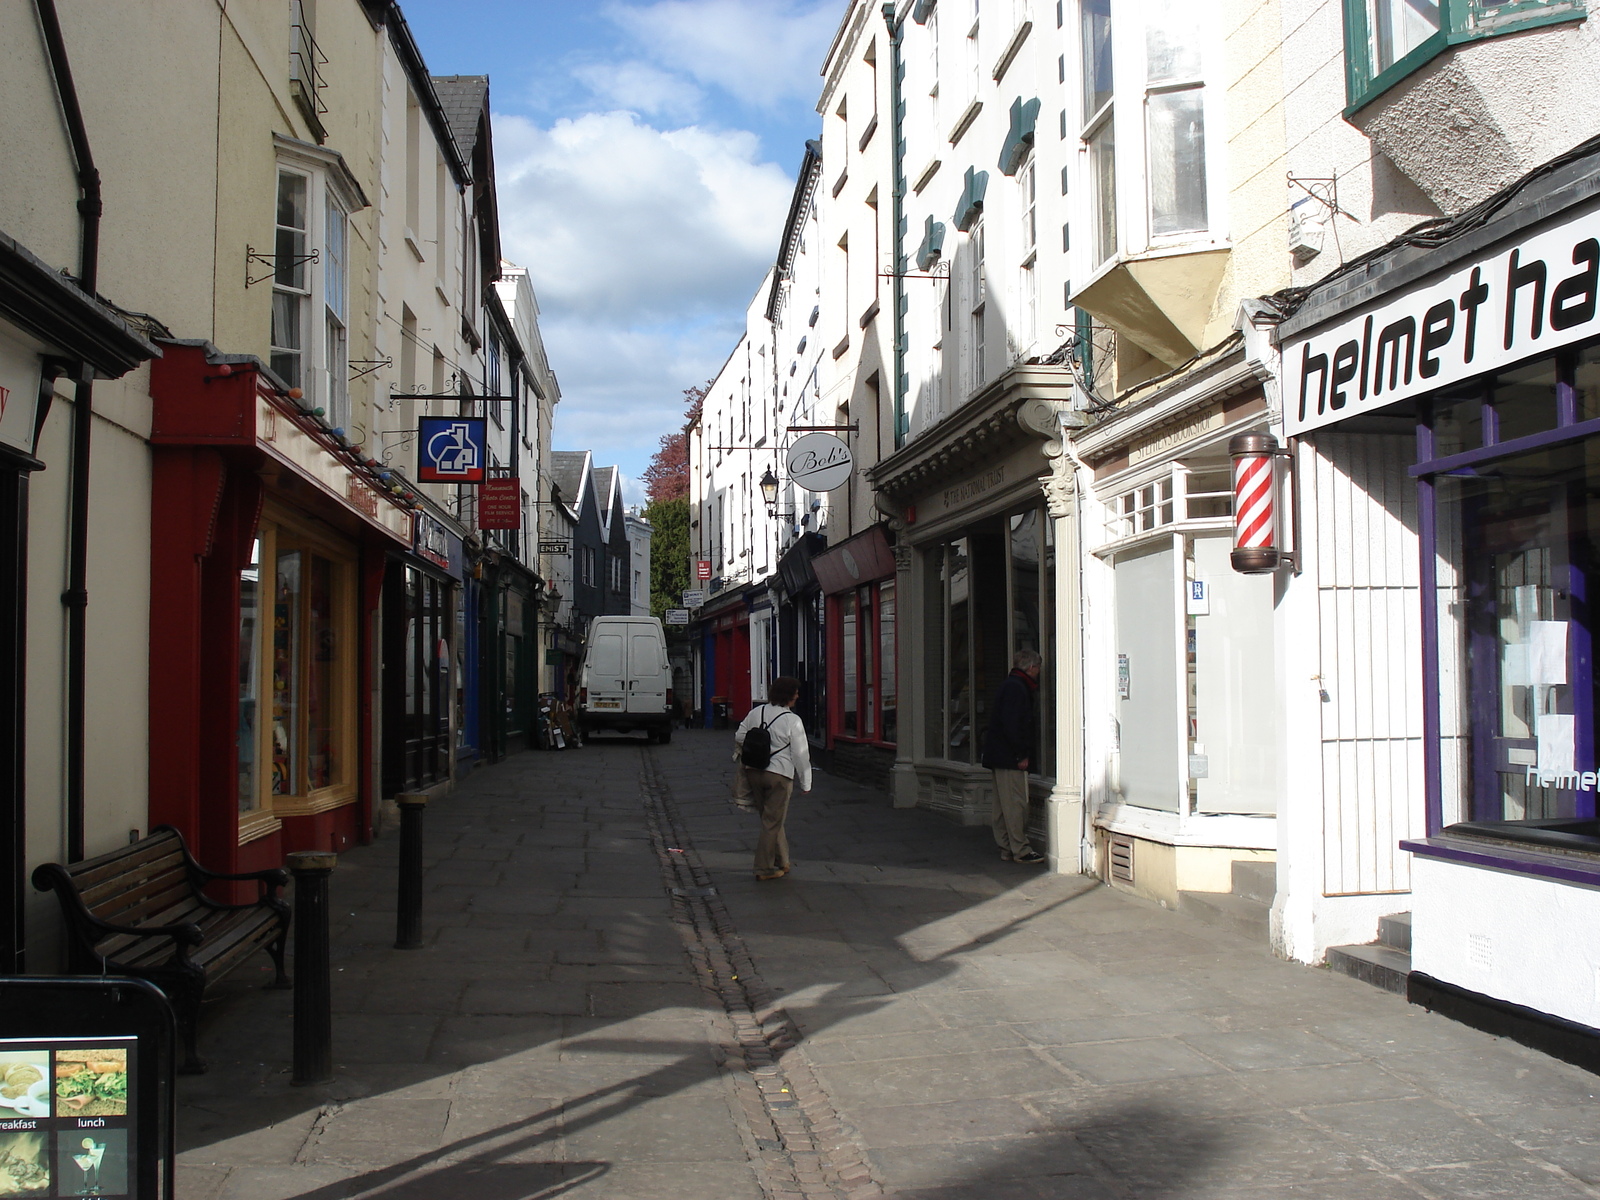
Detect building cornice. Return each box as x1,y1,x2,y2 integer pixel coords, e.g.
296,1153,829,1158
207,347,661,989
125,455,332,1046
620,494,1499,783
1073,343,1270,462
868,363,1074,502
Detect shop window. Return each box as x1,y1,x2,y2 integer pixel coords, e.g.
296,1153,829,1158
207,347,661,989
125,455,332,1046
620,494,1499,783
880,579,898,744
842,593,858,736
948,536,972,758
1420,344,1600,839
1108,477,1174,540
924,505,1054,770
236,514,354,812
833,581,897,745
1342,0,1584,113
1104,464,1234,544
238,540,263,815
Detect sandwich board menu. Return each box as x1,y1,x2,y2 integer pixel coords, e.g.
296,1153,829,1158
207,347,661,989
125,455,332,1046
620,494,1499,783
0,979,174,1200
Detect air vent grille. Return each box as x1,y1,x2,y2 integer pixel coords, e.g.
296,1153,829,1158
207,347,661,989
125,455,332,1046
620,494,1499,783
1109,835,1134,883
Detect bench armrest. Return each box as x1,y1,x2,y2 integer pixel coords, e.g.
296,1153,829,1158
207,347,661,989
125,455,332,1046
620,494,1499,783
150,824,288,904
31,862,205,954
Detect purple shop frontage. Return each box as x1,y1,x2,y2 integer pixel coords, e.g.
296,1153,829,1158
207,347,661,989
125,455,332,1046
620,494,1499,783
1279,141,1600,1068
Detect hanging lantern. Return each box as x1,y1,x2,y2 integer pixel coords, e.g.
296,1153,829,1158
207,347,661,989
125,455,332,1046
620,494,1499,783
1230,431,1281,574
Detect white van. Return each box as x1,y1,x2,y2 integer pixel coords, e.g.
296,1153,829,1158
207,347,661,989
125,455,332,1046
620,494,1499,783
577,616,674,743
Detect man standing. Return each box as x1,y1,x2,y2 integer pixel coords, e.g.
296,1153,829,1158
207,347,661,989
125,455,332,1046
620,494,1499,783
734,677,812,881
981,650,1045,864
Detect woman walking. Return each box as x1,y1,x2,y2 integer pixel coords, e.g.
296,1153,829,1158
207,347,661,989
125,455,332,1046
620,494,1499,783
734,677,811,881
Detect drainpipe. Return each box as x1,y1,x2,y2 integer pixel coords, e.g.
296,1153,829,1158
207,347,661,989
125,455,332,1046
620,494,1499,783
35,0,102,864
882,3,908,450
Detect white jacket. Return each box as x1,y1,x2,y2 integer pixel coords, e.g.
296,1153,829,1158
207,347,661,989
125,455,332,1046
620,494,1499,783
734,703,812,792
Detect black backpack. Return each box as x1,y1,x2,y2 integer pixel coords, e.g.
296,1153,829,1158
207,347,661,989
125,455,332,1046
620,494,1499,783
740,706,788,771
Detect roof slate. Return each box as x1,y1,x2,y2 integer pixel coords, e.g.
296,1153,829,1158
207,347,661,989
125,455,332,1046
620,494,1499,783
431,75,489,161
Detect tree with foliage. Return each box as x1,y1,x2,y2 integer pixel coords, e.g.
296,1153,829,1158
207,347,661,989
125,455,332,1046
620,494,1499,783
644,380,710,617
645,496,688,619
641,381,709,503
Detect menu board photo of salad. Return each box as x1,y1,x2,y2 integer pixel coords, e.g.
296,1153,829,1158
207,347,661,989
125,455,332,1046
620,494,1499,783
0,1040,134,1198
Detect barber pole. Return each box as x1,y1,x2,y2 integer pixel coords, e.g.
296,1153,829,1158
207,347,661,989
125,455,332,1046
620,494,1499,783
1230,431,1281,573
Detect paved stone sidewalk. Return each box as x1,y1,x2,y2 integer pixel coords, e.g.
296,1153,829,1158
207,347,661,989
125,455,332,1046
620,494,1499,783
176,730,1600,1199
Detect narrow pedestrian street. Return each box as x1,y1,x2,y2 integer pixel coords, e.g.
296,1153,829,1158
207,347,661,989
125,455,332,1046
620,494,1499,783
175,734,1600,1200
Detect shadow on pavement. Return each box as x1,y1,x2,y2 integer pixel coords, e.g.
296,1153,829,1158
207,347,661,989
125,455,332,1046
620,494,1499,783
173,731,1106,1197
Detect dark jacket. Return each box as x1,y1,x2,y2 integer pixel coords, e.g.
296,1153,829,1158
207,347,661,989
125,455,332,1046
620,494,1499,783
980,669,1037,770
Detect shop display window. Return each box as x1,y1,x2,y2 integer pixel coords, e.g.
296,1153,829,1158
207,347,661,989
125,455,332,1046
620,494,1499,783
830,579,895,746
238,540,262,814
1421,344,1600,844
921,503,1055,772
236,511,356,825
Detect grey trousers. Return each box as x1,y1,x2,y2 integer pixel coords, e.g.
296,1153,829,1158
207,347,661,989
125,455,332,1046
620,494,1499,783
991,768,1031,855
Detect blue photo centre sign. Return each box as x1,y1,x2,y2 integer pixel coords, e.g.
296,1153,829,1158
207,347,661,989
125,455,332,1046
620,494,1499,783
417,416,488,483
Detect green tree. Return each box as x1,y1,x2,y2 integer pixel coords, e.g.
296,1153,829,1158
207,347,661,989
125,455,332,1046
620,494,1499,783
645,496,688,620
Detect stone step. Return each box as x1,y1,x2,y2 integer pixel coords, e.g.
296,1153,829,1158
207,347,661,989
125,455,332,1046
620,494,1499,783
1178,889,1270,942
1379,911,1412,953
1230,859,1277,905
1326,942,1411,994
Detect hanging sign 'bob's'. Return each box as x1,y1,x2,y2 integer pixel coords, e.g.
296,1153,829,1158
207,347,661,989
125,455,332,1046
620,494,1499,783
785,432,853,493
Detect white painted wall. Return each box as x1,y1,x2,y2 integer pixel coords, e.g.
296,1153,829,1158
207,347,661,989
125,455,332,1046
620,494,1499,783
1413,857,1600,1030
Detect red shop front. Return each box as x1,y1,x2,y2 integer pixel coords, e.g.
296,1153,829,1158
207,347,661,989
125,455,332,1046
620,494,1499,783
708,600,752,721
148,343,412,883
815,525,898,751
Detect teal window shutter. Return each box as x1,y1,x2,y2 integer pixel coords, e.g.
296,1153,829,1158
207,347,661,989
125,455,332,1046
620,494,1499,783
916,215,946,271
954,166,989,232
913,0,938,22
998,98,1041,176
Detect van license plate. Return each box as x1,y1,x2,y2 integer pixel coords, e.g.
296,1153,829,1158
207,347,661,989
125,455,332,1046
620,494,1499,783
590,699,622,709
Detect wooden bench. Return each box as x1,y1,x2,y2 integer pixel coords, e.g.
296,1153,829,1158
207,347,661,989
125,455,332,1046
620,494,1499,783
32,825,291,1073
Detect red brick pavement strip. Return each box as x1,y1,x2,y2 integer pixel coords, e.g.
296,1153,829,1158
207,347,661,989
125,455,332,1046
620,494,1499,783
638,749,884,1200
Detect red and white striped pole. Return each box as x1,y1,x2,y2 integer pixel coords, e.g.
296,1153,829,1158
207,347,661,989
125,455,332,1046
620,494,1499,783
1230,431,1281,574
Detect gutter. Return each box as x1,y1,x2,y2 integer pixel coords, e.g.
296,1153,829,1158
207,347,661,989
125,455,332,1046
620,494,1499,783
882,3,908,449
35,0,101,865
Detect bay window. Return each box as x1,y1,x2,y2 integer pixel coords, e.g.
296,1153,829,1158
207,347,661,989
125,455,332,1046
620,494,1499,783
1343,0,1582,113
271,170,309,390
270,140,366,423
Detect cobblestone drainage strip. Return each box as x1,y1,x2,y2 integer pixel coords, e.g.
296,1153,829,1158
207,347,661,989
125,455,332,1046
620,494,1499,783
639,750,882,1200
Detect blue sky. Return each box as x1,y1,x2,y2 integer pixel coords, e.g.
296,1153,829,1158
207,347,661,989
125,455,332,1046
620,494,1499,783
402,0,841,502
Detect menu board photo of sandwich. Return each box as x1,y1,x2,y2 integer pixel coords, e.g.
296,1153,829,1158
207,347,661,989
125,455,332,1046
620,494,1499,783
51,1053,126,1120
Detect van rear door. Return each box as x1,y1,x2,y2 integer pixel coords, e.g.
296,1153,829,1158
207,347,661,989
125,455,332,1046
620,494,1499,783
586,630,627,712
626,628,668,714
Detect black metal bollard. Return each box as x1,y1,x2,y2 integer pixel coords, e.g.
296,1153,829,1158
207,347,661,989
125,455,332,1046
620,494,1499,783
287,850,337,1086
394,792,428,950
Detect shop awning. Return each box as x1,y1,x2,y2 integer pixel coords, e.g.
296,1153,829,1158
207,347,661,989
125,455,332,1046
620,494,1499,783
812,524,896,595
150,341,411,546
777,531,826,596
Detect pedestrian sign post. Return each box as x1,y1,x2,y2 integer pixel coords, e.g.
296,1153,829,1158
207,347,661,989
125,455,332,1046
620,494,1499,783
681,589,705,608
664,609,689,626
417,416,487,483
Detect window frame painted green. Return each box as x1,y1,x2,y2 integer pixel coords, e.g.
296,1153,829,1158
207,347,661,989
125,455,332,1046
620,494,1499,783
1343,0,1585,115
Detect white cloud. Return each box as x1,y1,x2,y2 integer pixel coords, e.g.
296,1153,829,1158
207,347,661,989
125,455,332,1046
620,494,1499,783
570,60,705,121
604,0,841,112
495,110,791,323
542,312,742,479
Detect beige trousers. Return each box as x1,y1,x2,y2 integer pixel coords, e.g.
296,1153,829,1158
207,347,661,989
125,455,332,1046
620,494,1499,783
748,769,794,873
991,768,1031,856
